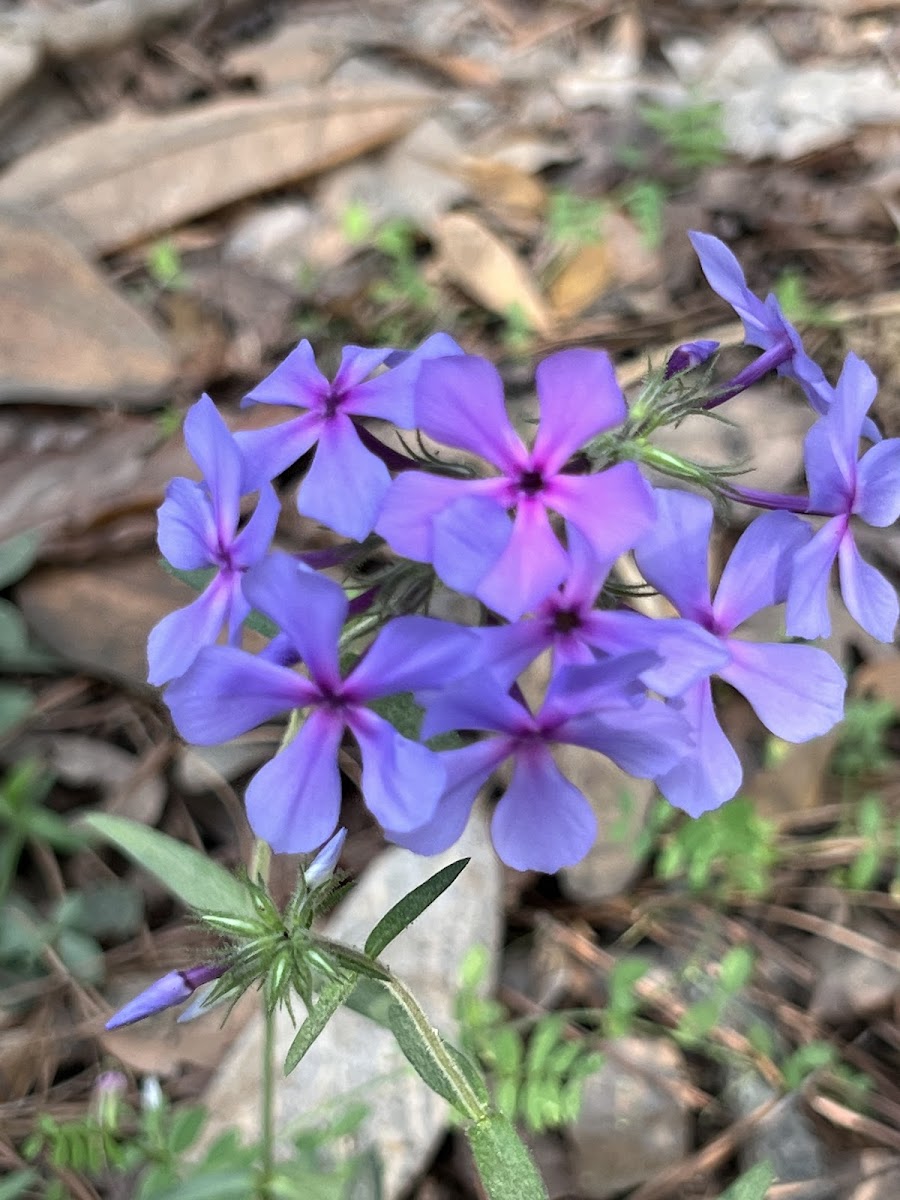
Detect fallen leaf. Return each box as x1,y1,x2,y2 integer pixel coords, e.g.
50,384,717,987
549,242,613,320
434,211,553,335
0,84,437,254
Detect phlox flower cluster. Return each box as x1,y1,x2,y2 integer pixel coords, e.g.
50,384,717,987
150,233,899,874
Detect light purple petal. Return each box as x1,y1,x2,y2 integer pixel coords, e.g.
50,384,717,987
584,611,729,697
713,510,814,633
688,231,770,338
633,488,714,623
560,523,612,606
431,493,513,595
475,499,570,620
838,534,899,643
554,698,689,779
531,350,627,473
164,645,316,743
827,352,878,480
346,333,464,427
245,709,344,853
721,640,846,740
304,827,347,888
231,483,280,568
105,970,192,1029
347,616,478,699
183,394,242,542
332,345,394,394
491,745,596,872
471,620,551,688
243,339,330,410
415,355,526,472
235,412,322,492
147,575,233,686
157,478,217,569
348,707,444,832
785,516,845,640
242,553,345,688
543,651,653,721
804,419,852,515
375,472,470,562
420,674,533,740
549,463,656,565
654,682,742,817
855,438,900,527
297,414,391,541
386,738,510,855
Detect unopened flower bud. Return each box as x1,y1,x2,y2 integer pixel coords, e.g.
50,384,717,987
105,963,226,1030
304,828,346,890
93,1070,127,1130
664,339,719,379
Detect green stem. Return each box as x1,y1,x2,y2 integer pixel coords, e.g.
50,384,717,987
260,1001,276,1195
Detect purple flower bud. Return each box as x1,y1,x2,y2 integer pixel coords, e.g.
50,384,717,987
304,827,346,889
93,1070,127,1129
664,339,719,379
105,963,225,1030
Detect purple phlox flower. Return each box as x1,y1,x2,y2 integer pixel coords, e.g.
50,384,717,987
472,526,729,695
234,333,462,541
689,232,879,442
376,349,656,620
165,553,480,853
634,488,847,817
387,652,690,873
664,339,719,379
786,352,900,643
147,394,279,686
105,962,225,1030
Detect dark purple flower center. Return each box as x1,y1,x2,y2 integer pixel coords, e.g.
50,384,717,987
517,469,545,496
552,608,582,635
322,387,344,419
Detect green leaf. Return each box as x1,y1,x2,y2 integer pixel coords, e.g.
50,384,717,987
0,600,29,657
467,1114,549,1200
284,975,357,1075
0,686,32,735
719,945,754,994
168,1106,206,1154
387,996,485,1117
717,1161,776,1200
365,858,469,957
0,531,39,590
149,1170,257,1200
80,813,254,918
55,928,104,983
313,936,389,982
0,1168,37,1199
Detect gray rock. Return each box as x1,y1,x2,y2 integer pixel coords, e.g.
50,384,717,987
725,1069,829,1183
223,202,317,286
568,1037,690,1199
0,32,39,108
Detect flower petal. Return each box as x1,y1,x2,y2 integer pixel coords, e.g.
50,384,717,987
654,682,742,817
386,738,509,855
242,553,345,688
584,611,729,697
471,619,551,688
415,355,525,471
549,463,656,564
431,492,514,595
235,412,322,492
855,438,900,527
147,576,233,686
183,394,242,542
331,345,393,394
347,615,479,699
376,472,471,562
345,333,464,427
297,414,391,541
491,745,596,872
785,516,845,640
243,339,330,409
804,418,852,514
554,697,689,779
475,499,569,620
713,510,813,632
245,709,344,853
721,640,845,741
157,478,217,569
633,488,714,623
420,672,534,740
164,644,316,743
531,349,627,473
231,482,279,568
827,352,879,478
838,534,899,643
688,231,771,340
348,708,445,832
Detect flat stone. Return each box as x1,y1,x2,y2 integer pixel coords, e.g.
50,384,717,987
569,1037,690,1199
0,208,175,406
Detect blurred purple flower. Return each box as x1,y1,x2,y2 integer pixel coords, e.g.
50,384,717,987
165,554,480,852
388,653,690,872
235,333,461,541
635,489,846,816
786,353,900,642
147,394,278,686
105,963,225,1030
664,339,719,379
376,350,655,620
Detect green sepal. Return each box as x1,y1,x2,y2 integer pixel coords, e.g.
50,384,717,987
80,813,254,918
365,858,469,957
312,935,390,982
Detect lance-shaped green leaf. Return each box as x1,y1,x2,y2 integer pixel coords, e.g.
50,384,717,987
467,1114,549,1200
284,974,358,1075
80,813,254,918
718,1162,776,1200
313,935,390,982
365,858,469,958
